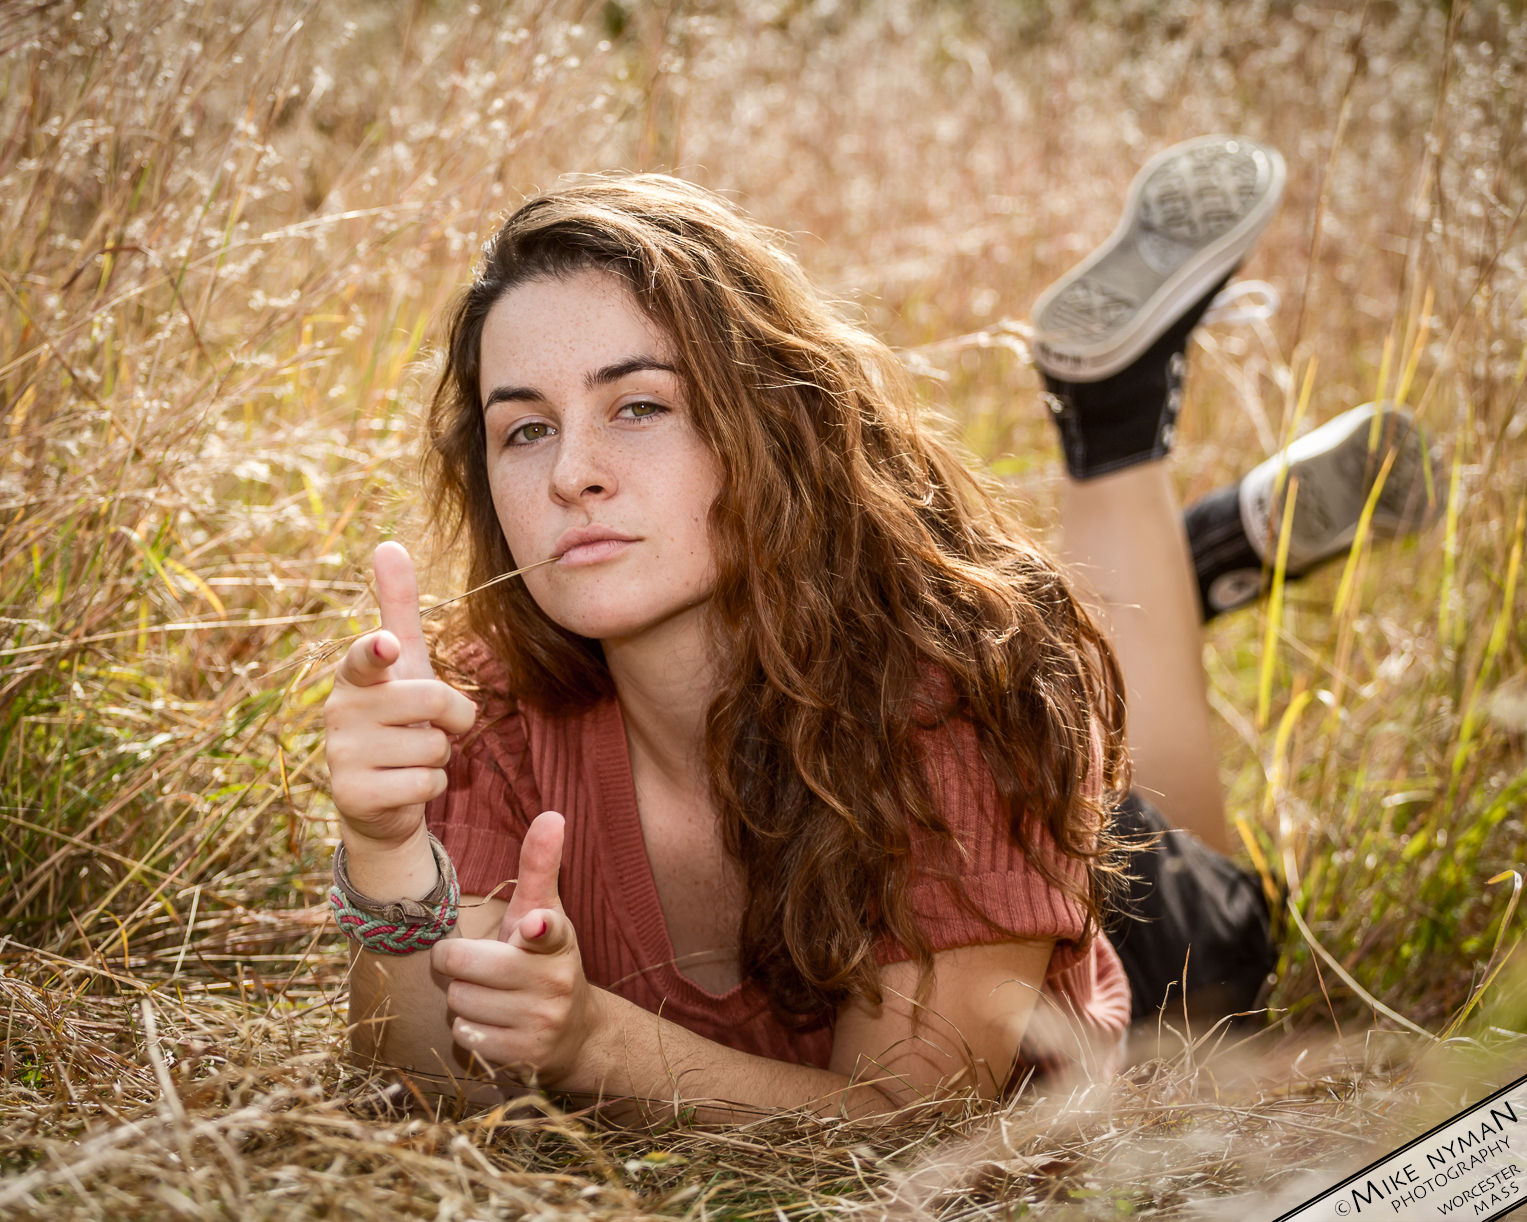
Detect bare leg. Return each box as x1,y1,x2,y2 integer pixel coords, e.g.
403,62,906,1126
1059,462,1229,853
1032,136,1285,855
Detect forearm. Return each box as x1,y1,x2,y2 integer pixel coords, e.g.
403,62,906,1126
338,830,1051,1121
339,830,508,1097
349,939,459,1076
351,954,885,1121
572,989,897,1123
347,919,506,1100
348,919,1043,1120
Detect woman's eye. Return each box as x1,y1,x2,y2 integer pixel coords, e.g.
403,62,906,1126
507,421,554,446
622,400,667,420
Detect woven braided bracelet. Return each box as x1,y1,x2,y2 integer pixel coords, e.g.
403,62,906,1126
329,833,460,955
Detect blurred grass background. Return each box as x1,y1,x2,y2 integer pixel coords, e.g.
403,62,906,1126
2,0,1524,1215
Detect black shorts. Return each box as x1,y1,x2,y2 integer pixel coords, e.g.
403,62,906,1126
1106,792,1278,1023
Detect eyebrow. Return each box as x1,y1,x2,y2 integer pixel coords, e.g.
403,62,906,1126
482,355,679,412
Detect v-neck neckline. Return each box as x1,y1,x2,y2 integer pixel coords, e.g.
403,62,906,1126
588,697,752,1009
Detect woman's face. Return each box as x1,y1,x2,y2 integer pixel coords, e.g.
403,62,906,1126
478,267,722,647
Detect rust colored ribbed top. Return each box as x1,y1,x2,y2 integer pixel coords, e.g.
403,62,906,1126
425,654,1130,1073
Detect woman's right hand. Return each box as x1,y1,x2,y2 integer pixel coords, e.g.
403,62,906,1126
323,541,479,850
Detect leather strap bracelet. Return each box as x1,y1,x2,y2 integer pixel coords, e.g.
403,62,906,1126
329,833,459,955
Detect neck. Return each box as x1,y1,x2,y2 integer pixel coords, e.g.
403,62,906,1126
602,609,719,792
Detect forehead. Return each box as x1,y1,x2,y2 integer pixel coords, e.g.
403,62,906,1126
478,268,672,396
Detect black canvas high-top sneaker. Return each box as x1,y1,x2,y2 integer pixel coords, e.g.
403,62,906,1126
1033,135,1286,480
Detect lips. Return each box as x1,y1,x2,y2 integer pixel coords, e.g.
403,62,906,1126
553,524,638,566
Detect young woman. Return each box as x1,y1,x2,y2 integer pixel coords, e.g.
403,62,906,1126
322,138,1432,1118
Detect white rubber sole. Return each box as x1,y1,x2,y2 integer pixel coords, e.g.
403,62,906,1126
1032,135,1286,382
1238,402,1438,572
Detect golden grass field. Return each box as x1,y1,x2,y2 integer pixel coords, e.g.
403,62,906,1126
2,0,1525,1215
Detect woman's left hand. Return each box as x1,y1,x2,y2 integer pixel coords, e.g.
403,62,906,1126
430,810,601,1088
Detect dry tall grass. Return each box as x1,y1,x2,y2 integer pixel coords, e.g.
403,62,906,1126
3,0,1524,1216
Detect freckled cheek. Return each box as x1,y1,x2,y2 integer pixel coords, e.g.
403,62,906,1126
489,484,540,563
681,473,723,575
643,490,713,575
688,505,713,562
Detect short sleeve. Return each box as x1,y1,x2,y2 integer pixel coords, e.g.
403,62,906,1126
873,713,1132,1064
877,714,1092,968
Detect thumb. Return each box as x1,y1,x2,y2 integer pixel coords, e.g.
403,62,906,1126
499,811,565,937
373,541,433,680
506,907,575,955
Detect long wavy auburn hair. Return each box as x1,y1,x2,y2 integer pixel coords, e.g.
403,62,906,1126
426,174,1129,1020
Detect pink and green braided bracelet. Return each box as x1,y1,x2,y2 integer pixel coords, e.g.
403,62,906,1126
329,833,460,955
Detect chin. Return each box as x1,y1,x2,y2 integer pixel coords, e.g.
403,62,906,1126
539,590,715,648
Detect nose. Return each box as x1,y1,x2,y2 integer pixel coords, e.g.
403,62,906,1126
548,416,615,504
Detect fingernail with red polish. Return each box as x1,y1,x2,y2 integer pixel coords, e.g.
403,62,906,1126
534,917,548,939
372,638,384,659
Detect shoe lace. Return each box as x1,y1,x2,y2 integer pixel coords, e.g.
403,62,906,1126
1202,279,1281,327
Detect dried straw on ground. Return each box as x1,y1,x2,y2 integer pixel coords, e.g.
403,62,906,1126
6,934,1522,1219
